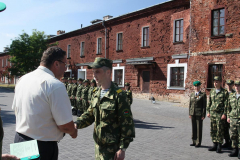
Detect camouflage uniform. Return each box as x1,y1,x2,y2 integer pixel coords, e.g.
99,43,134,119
75,82,135,160
70,81,78,109
207,87,228,144
81,82,90,112
76,82,84,112
125,90,133,105
88,86,96,105
67,79,73,98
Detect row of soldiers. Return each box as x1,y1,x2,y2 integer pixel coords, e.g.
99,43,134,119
61,77,133,117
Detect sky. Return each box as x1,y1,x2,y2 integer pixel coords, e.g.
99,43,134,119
0,0,168,52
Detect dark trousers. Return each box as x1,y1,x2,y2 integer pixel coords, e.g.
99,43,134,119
14,132,58,160
191,115,203,145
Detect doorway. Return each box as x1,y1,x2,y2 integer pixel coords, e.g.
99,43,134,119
142,70,150,93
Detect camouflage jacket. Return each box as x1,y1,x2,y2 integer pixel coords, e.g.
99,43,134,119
207,88,228,115
88,87,97,101
75,82,135,148
227,92,240,119
76,84,83,98
81,86,89,100
125,90,133,105
64,82,68,89
67,83,73,97
71,83,78,98
189,92,206,117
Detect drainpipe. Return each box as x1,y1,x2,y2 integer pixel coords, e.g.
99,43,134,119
102,20,107,58
188,0,192,61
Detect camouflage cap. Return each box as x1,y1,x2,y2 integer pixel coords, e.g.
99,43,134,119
193,81,201,86
72,77,77,80
88,57,113,69
68,77,72,80
83,79,89,83
125,82,130,86
226,79,234,85
61,77,65,80
235,80,240,85
90,79,96,83
78,78,83,81
213,76,222,81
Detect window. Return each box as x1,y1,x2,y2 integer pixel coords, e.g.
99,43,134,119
81,42,85,56
117,33,123,51
207,64,223,88
142,27,149,47
174,19,183,42
167,60,187,90
112,66,125,87
97,38,102,54
67,45,71,58
212,9,225,36
170,67,184,87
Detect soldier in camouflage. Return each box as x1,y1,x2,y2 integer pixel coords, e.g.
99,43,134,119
88,79,97,106
227,80,240,157
67,78,73,98
70,77,78,114
74,57,135,160
207,76,228,153
81,79,90,113
124,82,133,106
76,78,84,117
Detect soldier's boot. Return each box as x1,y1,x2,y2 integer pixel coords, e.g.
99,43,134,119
72,107,77,115
228,148,238,157
222,139,231,149
77,109,82,117
208,142,217,151
216,143,222,153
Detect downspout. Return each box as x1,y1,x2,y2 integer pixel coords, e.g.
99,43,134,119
188,0,192,61
102,20,107,58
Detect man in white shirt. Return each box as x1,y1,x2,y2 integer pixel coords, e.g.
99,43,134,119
12,47,77,160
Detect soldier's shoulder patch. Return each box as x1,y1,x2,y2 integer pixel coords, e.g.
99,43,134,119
116,89,122,94
123,109,130,117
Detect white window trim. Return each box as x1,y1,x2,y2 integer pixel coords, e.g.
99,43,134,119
97,38,102,54
67,45,71,58
173,18,184,43
80,42,85,56
116,32,123,51
167,59,187,90
77,68,86,80
112,65,125,88
141,26,149,47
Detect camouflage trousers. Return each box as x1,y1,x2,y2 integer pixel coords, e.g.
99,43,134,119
70,98,76,108
76,98,82,111
223,118,230,141
210,112,225,144
82,99,89,112
229,118,240,148
95,143,119,160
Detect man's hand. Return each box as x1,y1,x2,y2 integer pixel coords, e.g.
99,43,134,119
2,154,20,160
227,118,230,123
201,117,205,120
221,114,226,120
70,97,72,99
70,128,78,139
114,149,125,160
189,115,191,119
207,113,210,118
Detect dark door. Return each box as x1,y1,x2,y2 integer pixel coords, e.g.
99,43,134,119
142,71,150,93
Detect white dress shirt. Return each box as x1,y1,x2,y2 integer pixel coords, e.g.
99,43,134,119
12,66,72,141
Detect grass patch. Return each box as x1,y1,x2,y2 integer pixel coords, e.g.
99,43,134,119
0,84,15,90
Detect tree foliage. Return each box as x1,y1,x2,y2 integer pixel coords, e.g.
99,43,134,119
7,30,48,76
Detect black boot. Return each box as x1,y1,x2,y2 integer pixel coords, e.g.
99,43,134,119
77,110,82,117
216,143,222,153
228,148,238,157
72,108,77,115
222,139,231,149
208,142,217,151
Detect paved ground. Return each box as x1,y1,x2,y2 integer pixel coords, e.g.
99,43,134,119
0,87,236,160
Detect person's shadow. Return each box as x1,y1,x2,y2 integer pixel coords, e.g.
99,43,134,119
134,119,174,130
1,110,16,126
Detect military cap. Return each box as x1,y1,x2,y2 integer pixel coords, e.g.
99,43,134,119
61,77,65,80
78,78,83,81
83,79,89,83
193,81,201,86
235,80,240,85
72,77,77,80
90,79,96,83
88,57,113,69
226,79,234,85
124,82,130,86
213,76,222,81
68,77,72,80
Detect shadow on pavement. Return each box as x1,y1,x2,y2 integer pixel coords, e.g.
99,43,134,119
0,87,14,93
134,119,174,130
1,110,16,126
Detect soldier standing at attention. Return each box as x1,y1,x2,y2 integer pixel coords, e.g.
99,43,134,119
81,79,90,113
70,77,78,114
76,78,84,117
207,76,228,153
189,81,206,147
124,82,133,106
74,57,135,160
67,78,73,99
227,80,240,157
64,77,68,89
88,79,97,106
222,80,235,149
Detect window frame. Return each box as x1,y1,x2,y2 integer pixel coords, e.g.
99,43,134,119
167,60,187,90
211,8,226,37
97,38,102,54
142,26,149,47
116,32,123,51
207,64,223,89
80,42,85,57
67,45,71,58
112,65,125,88
173,19,184,43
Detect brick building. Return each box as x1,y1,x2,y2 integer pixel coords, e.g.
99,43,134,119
48,0,191,103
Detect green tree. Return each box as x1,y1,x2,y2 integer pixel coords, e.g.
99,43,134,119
7,29,48,76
